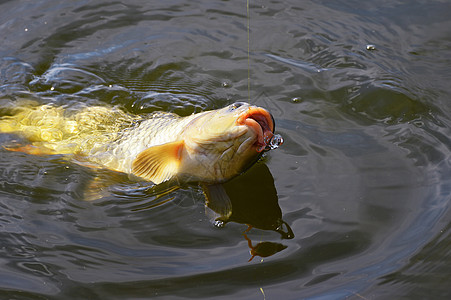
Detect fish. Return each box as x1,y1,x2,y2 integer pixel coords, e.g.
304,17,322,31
0,100,282,216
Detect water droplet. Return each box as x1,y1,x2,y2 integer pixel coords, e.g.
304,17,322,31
266,134,283,150
366,44,376,50
214,220,225,228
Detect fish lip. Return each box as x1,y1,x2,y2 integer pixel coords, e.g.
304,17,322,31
236,107,275,152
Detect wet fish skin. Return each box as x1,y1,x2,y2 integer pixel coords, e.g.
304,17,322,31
0,101,276,186
128,102,275,184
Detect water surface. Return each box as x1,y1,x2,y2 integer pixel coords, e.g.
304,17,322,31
1,0,451,299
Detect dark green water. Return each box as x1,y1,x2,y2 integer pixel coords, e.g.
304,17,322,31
1,0,451,299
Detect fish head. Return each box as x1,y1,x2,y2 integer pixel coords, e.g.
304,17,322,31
181,102,277,182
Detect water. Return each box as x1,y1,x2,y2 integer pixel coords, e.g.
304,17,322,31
1,0,451,299
266,134,283,151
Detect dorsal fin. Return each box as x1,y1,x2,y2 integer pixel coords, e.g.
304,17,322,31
131,141,184,184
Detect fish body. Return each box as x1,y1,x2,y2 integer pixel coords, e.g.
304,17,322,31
0,101,277,186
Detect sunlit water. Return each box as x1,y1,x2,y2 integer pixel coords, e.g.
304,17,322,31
1,1,451,299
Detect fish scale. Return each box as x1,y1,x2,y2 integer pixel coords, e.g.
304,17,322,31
88,111,204,173
0,103,199,173
0,101,277,187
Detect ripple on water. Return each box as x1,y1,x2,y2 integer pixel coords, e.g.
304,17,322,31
1,0,451,299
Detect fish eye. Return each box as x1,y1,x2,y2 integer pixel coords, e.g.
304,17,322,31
229,102,247,110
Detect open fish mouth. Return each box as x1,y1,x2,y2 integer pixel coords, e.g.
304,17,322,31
237,107,275,152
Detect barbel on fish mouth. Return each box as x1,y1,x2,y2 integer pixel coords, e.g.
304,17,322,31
0,101,283,217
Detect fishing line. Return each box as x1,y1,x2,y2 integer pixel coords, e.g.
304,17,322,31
247,0,250,102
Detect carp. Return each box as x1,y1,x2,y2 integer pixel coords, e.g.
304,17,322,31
0,100,283,216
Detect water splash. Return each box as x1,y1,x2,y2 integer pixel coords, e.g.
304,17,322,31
214,220,225,228
266,134,283,151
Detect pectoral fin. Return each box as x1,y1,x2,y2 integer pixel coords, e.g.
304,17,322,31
131,141,184,184
203,183,232,219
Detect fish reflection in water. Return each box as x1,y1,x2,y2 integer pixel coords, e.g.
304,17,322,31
244,233,287,262
211,163,294,261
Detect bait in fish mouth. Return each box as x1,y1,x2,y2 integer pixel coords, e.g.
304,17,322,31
0,100,283,220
